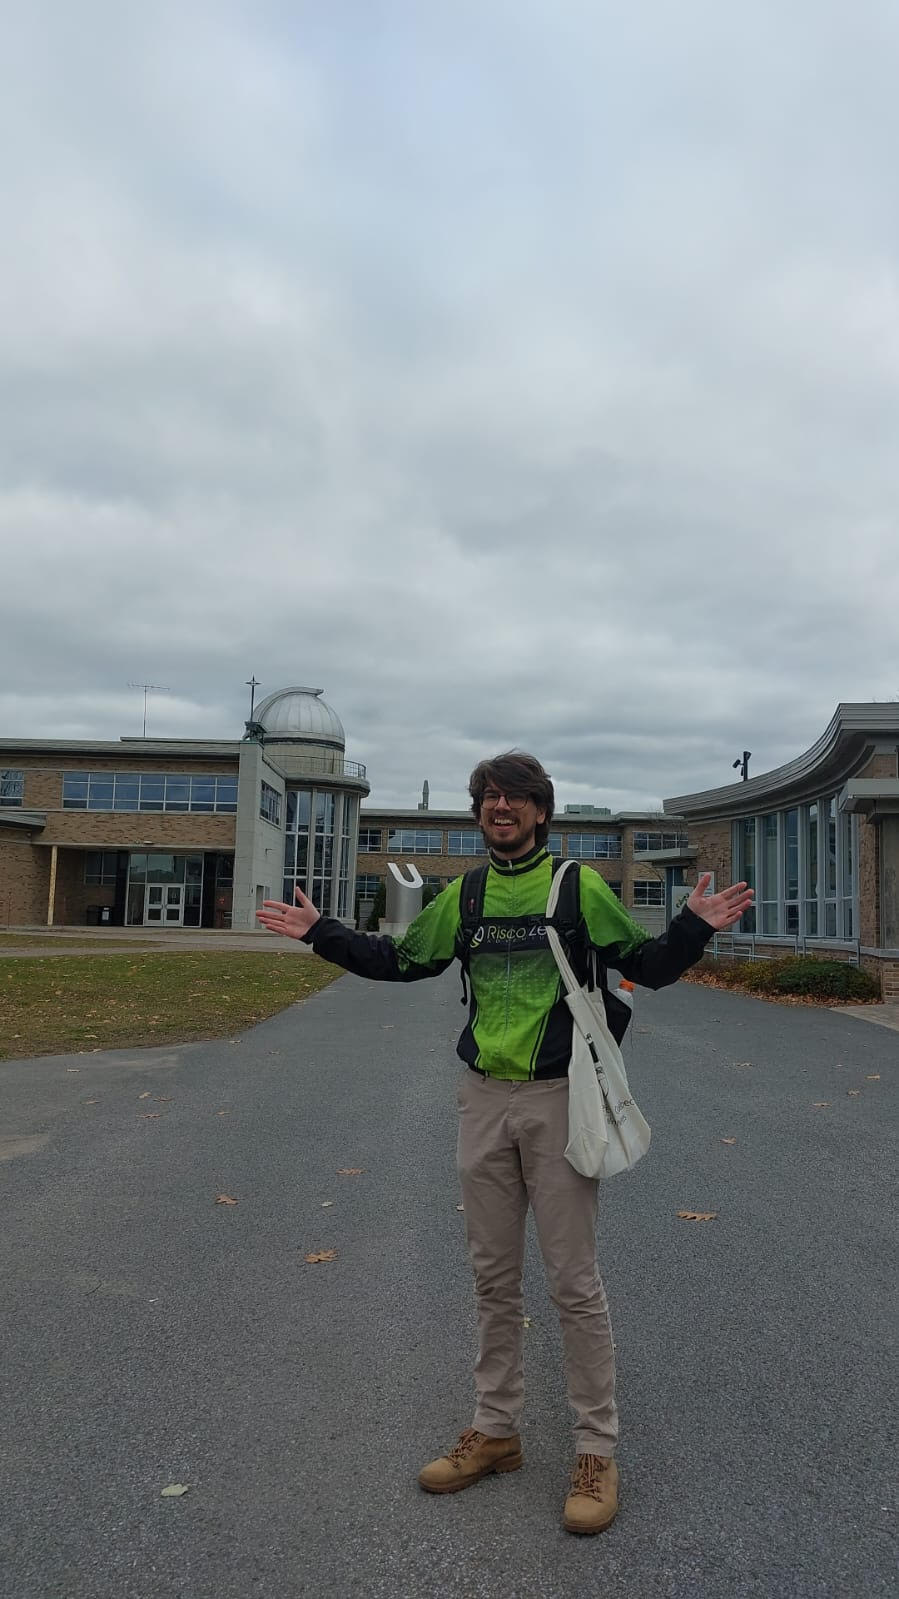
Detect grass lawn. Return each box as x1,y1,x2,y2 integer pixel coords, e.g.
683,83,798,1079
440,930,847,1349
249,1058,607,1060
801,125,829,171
1,951,343,1060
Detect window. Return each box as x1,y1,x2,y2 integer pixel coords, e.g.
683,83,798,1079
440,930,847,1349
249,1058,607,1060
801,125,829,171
260,780,282,826
761,813,779,935
605,881,622,899
546,832,562,854
804,803,818,936
355,873,381,900
61,772,239,813
84,850,118,885
735,816,757,932
447,829,487,856
387,829,443,854
0,769,24,806
358,827,383,852
284,790,311,901
422,875,444,891
632,880,664,907
337,796,355,919
567,834,622,860
632,831,688,852
783,808,799,934
733,797,857,941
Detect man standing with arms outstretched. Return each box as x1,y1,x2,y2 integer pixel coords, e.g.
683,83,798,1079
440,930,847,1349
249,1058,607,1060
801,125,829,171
258,753,753,1534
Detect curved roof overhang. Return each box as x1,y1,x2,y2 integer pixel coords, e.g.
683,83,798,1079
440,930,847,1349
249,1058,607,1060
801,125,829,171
664,704,899,821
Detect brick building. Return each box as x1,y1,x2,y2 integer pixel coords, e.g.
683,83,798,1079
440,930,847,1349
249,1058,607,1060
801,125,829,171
0,688,369,931
354,803,690,934
664,703,899,997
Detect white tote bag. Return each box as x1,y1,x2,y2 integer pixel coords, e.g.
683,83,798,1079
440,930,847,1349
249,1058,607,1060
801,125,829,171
545,861,652,1180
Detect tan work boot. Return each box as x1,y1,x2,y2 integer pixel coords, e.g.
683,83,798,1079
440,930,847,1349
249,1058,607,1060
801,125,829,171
563,1453,619,1534
418,1428,523,1494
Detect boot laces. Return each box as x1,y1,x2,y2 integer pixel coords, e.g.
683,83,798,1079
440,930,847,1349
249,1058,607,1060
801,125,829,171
446,1429,486,1465
571,1453,612,1499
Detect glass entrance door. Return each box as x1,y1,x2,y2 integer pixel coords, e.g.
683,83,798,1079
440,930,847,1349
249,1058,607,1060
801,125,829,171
144,884,184,926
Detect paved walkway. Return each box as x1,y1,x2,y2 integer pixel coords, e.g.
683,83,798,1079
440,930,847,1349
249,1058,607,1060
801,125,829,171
0,927,308,957
0,975,895,1599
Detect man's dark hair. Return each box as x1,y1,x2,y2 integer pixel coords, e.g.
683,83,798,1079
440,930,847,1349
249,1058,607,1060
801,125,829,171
469,751,555,846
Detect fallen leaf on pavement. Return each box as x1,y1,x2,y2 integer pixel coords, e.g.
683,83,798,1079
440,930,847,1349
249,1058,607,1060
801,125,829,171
161,1483,190,1498
215,1194,238,1205
847,1090,861,1097
138,1092,151,1100
336,1168,364,1175
83,1099,98,1105
733,1061,753,1068
677,1211,718,1222
321,1201,334,1208
66,1068,80,1074
721,1137,737,1146
305,1250,337,1263
141,1113,161,1119
523,1316,531,1328
456,1203,464,1212
866,1075,880,1081
157,1097,174,1103
812,1101,830,1107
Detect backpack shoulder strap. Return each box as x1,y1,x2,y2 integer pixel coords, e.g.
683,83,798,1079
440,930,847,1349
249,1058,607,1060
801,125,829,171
547,856,580,940
456,863,489,967
547,858,592,987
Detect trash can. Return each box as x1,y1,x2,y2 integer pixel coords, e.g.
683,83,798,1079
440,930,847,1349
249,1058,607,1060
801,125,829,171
86,905,100,926
99,906,112,925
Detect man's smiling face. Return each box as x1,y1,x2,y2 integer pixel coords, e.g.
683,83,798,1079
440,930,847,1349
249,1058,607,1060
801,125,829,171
479,785,547,860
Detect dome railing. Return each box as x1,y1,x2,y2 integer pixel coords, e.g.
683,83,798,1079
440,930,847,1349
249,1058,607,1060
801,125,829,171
280,754,367,780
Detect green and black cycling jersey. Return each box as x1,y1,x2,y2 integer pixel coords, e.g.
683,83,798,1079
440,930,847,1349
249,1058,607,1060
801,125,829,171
304,843,714,1082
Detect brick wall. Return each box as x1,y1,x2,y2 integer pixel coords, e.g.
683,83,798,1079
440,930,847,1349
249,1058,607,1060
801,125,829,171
681,820,732,889
856,816,880,949
38,813,236,848
0,825,50,925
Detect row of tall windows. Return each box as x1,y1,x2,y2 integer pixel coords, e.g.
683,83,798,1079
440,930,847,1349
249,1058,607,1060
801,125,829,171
283,790,359,917
632,831,687,852
357,828,663,861
567,834,623,860
62,772,239,812
387,828,443,854
733,800,856,938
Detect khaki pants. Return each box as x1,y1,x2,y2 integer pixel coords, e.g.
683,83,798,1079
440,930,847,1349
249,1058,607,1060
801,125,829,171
456,1071,618,1456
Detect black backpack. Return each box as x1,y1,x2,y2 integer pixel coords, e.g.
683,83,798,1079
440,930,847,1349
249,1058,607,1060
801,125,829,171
454,858,633,1043
455,856,586,987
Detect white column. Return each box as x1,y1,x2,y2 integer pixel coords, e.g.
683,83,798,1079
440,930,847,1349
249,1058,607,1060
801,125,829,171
47,844,58,926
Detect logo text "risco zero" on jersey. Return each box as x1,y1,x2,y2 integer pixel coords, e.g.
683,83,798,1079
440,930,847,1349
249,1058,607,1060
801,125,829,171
471,921,549,950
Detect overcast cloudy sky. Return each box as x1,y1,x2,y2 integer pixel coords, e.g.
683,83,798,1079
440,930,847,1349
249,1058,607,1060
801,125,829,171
2,1,897,812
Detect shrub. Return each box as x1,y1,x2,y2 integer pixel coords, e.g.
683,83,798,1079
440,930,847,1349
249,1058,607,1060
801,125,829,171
765,957,879,1000
697,954,879,1001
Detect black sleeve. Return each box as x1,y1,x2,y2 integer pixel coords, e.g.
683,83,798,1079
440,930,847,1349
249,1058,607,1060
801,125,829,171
602,907,714,989
302,885,460,983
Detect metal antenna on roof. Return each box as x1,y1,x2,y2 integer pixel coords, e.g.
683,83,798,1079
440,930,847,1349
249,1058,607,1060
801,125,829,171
128,682,170,738
246,676,261,721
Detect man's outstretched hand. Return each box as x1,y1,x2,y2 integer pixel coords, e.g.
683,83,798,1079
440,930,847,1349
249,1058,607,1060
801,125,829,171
256,887,321,941
686,874,754,931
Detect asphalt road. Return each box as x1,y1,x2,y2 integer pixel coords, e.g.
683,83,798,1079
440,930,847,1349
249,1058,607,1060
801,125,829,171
1,969,896,1599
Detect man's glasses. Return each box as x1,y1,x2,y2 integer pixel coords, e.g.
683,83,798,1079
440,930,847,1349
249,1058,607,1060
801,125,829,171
481,789,531,810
